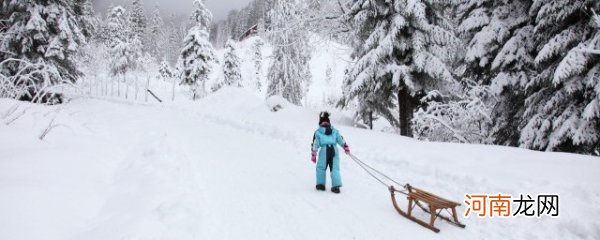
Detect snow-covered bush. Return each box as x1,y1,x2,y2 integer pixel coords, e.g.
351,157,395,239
266,95,289,112
412,81,493,144
0,59,66,104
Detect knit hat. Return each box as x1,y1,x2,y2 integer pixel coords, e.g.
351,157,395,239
319,111,330,125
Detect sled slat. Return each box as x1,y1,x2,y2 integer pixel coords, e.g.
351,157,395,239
389,185,466,233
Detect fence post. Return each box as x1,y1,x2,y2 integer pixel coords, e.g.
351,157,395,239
117,74,121,97
135,75,139,101
172,77,176,101
104,75,108,96
145,77,149,102
94,74,99,96
111,76,114,96
125,74,129,99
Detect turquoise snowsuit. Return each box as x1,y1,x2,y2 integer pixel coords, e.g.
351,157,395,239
312,125,346,187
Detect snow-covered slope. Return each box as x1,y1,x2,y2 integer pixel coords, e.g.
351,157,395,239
1,87,599,240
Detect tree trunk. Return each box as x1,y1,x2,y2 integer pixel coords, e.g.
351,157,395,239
398,87,412,137
369,111,373,130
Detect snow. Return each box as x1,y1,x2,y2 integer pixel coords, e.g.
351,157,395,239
210,35,351,109
1,86,600,240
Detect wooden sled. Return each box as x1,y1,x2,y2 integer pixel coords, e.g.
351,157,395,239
389,184,466,233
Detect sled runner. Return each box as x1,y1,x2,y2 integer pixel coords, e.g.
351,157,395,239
348,153,466,233
389,184,465,233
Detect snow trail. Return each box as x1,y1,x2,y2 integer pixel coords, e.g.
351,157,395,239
1,88,599,240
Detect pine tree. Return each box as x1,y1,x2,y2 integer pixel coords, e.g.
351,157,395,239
456,0,532,82
191,0,212,30
129,0,147,39
165,14,187,64
178,0,217,100
105,6,127,47
222,40,242,87
106,6,141,77
159,59,173,79
148,4,165,58
517,0,600,153
455,0,535,145
455,0,600,154
74,0,98,39
235,10,248,39
253,37,264,91
266,0,312,105
341,0,460,136
0,0,90,101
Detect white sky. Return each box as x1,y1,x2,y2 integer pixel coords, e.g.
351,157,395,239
93,0,253,21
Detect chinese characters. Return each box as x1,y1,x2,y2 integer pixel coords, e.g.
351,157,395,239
464,193,559,218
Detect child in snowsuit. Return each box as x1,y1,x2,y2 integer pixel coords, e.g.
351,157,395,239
311,112,350,194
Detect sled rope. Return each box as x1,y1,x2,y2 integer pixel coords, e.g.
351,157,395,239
347,153,406,189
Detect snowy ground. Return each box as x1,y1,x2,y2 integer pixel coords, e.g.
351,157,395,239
1,87,599,240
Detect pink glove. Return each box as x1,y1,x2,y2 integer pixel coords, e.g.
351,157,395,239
343,143,350,154
311,151,317,163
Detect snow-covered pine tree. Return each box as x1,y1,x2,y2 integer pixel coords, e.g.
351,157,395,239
106,6,142,82
252,37,264,91
212,39,242,92
94,4,114,44
455,0,535,145
74,0,98,39
105,6,127,47
148,4,165,58
0,0,90,101
266,0,312,106
159,59,173,79
214,24,229,48
517,0,600,154
222,40,242,87
235,10,248,39
456,0,531,83
164,14,187,64
325,64,333,85
191,0,212,31
178,0,217,100
129,0,147,40
341,0,460,136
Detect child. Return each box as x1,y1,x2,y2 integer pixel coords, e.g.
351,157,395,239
311,112,350,194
